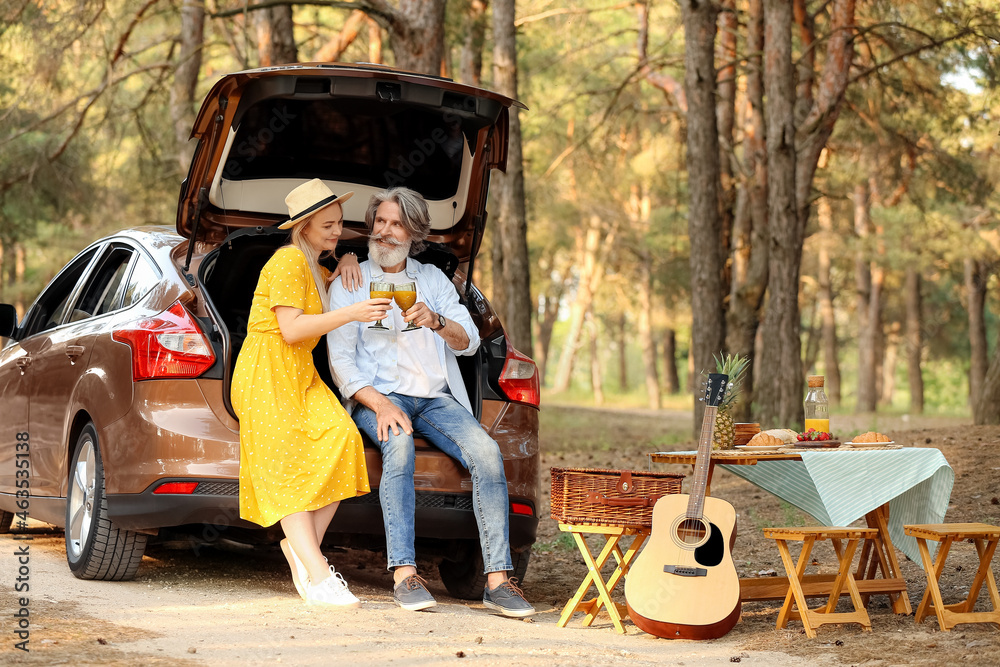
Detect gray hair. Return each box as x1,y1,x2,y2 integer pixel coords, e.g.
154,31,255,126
365,187,431,255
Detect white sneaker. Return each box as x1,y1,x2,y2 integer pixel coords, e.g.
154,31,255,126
306,568,362,609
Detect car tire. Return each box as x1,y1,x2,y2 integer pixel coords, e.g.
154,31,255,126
438,542,531,600
65,423,148,580
0,509,13,534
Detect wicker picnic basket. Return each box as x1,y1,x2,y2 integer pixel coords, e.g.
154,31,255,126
549,467,684,528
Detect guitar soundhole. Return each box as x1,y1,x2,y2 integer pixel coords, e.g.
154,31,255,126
676,518,708,545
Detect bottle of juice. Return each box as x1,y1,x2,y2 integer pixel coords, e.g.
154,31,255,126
804,375,830,434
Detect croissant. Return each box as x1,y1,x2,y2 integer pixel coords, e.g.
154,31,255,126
853,431,891,443
747,432,784,447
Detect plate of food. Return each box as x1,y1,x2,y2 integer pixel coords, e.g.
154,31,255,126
794,429,840,448
843,431,895,447
738,429,797,452
735,444,785,452
794,440,842,448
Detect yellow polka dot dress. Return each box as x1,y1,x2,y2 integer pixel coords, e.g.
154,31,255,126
231,246,369,527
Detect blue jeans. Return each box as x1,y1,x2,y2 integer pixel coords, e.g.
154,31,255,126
353,393,513,574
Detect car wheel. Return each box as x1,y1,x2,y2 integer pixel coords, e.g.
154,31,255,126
438,542,531,600
0,509,13,534
65,423,148,580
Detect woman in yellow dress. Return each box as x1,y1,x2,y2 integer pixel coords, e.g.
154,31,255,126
231,179,390,607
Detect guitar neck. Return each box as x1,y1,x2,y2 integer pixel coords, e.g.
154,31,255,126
687,405,718,518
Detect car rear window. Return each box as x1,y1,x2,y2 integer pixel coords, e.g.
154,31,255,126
221,98,467,201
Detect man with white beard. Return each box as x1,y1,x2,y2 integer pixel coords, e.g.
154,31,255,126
326,187,535,618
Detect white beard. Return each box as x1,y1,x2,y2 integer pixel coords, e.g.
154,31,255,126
368,237,412,269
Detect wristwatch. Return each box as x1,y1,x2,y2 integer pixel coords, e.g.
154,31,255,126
431,313,446,331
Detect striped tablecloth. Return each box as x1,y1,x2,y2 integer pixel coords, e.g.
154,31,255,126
718,447,954,562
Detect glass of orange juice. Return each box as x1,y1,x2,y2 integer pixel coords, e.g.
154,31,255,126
394,281,420,331
369,281,393,330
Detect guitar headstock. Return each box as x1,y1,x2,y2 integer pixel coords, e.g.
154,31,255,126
704,373,729,408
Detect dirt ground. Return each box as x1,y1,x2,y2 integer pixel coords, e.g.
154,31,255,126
2,409,999,666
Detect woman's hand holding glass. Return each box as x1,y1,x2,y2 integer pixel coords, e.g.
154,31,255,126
368,282,394,330
344,295,391,325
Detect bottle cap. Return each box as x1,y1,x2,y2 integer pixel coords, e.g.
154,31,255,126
807,375,825,387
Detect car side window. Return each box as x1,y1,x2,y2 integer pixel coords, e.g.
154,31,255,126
121,255,160,308
21,247,100,337
74,247,135,321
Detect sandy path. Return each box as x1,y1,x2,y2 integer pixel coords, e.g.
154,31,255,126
1,523,816,666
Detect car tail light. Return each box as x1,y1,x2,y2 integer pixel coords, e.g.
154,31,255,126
112,301,216,381
154,482,199,494
511,502,534,516
498,341,540,408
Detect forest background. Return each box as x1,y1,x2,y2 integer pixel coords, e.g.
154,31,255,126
1,0,999,431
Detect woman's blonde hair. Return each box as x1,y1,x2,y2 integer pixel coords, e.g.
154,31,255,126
288,214,332,311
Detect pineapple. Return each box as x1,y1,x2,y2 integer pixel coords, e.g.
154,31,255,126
708,353,750,450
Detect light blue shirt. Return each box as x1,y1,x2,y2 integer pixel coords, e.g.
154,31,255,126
327,257,481,414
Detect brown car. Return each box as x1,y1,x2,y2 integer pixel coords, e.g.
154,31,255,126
0,64,540,598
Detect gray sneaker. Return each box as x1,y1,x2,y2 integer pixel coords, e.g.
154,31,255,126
393,574,437,611
483,578,536,618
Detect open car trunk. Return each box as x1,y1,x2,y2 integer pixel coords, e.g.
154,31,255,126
196,226,489,424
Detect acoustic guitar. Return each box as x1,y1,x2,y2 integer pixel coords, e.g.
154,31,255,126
625,372,741,639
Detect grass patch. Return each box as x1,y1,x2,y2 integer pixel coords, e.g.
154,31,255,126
539,404,692,455
535,533,576,554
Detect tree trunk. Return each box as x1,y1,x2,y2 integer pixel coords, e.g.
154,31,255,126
459,0,487,86
313,10,367,62
490,0,532,354
551,216,614,393
854,181,877,412
716,0,737,299
0,238,9,298
687,344,696,392
725,0,767,423
873,269,885,403
533,277,562,385
680,0,726,436
616,312,628,391
755,0,856,424
816,196,841,405
801,301,820,377
170,0,204,172
255,4,296,66
368,18,383,63
588,316,604,406
755,0,801,428
664,327,680,394
881,325,899,406
380,0,446,74
975,337,1000,424
965,257,988,408
14,243,25,316
905,267,924,414
637,262,661,409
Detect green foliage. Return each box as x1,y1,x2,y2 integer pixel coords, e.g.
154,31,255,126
0,0,997,420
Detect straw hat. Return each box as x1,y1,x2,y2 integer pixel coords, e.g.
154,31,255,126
278,178,354,229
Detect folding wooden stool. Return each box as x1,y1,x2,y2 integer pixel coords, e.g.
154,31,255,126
763,526,877,638
904,523,1000,631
